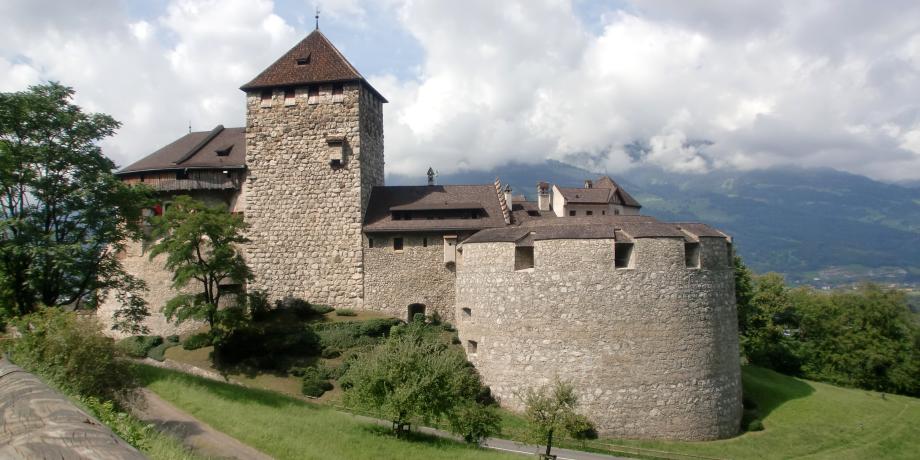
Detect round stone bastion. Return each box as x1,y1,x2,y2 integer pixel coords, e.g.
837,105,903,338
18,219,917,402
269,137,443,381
455,227,742,440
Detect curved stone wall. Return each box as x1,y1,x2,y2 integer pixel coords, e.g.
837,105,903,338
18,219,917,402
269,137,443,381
455,236,742,440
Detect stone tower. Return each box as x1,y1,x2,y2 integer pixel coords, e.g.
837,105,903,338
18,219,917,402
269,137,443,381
241,30,386,307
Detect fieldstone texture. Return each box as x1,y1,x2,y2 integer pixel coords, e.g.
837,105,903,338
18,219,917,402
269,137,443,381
364,233,459,321
455,237,742,440
244,83,384,308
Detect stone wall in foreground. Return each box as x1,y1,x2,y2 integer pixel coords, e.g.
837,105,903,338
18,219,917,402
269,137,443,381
455,236,742,440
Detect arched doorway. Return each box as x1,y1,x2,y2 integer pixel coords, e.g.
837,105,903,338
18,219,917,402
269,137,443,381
407,303,426,322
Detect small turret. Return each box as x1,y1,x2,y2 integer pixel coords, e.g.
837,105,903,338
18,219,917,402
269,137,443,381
537,182,550,212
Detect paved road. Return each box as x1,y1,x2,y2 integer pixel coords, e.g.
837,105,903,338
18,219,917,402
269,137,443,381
133,388,273,460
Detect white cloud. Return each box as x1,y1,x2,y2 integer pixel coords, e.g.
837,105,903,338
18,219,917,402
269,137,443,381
2,0,920,181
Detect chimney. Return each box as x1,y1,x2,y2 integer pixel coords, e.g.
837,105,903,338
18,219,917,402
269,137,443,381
584,179,593,189
504,184,514,212
537,182,550,212
427,167,435,186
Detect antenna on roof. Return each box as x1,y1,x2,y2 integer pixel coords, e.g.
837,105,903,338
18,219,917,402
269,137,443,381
188,121,191,133
315,6,320,30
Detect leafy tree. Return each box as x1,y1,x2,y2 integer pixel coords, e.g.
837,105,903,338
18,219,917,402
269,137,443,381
734,255,754,331
342,321,486,438
739,272,802,373
518,377,594,458
794,284,920,395
0,83,150,332
148,195,250,332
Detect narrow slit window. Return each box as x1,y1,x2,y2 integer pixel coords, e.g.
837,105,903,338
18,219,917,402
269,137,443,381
422,237,428,247
514,246,534,271
467,340,478,354
685,242,701,269
614,242,634,269
393,237,404,251
368,238,374,248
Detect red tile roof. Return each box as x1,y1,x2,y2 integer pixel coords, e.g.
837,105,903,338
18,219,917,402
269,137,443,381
240,30,386,102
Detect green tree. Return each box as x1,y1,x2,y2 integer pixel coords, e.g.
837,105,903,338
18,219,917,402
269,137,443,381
0,83,150,332
342,321,486,438
518,377,594,459
739,272,802,373
148,195,250,332
795,284,920,395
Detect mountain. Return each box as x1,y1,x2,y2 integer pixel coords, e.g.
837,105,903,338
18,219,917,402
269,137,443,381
388,161,920,286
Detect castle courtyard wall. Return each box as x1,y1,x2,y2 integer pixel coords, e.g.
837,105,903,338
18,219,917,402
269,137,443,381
364,233,458,322
455,237,742,440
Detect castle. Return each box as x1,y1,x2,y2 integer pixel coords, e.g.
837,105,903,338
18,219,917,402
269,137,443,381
103,30,742,440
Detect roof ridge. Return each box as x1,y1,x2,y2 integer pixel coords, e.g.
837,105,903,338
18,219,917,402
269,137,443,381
174,125,224,165
312,29,363,80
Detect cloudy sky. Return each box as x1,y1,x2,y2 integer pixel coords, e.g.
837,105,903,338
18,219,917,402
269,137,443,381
3,0,920,182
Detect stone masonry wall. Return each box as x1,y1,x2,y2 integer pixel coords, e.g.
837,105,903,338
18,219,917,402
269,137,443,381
455,237,742,440
97,190,235,338
364,233,458,322
245,83,384,308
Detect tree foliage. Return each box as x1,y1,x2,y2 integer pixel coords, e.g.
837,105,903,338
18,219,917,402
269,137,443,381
518,377,594,458
0,83,150,331
341,321,495,440
736,256,920,396
148,195,250,332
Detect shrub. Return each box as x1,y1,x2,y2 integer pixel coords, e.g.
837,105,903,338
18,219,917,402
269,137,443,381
9,308,136,401
247,290,271,321
146,342,172,362
448,402,501,444
301,367,333,397
312,304,334,315
183,332,212,350
214,322,321,370
275,296,315,319
315,318,402,351
115,335,163,358
321,348,341,359
165,335,180,344
335,309,357,317
747,419,764,432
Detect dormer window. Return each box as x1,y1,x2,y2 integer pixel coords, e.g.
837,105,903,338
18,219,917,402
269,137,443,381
296,55,310,65
284,88,296,106
260,90,272,108
215,145,233,157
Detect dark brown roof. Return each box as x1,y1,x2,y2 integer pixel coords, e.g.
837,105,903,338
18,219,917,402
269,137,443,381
556,176,641,208
364,185,506,232
117,126,246,175
462,215,727,243
240,30,386,102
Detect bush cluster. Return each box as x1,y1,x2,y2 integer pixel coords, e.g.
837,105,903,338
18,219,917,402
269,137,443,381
182,332,213,350
8,308,136,401
115,335,163,358
335,308,357,317
315,318,401,353
301,366,334,397
214,321,320,370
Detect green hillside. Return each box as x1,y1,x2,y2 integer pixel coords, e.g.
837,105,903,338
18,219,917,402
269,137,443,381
600,366,920,459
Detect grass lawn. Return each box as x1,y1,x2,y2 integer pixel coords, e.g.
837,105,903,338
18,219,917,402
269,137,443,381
501,366,920,459
136,365,517,460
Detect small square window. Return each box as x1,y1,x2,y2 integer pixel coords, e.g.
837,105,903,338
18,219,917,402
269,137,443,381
614,209,620,215
176,170,188,180
586,210,593,216
569,210,576,217
462,307,471,317
332,84,343,95
515,246,534,271
296,55,310,65
393,237,404,251
467,340,478,354
602,210,606,215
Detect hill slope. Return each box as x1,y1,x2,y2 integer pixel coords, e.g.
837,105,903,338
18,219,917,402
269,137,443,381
390,162,920,285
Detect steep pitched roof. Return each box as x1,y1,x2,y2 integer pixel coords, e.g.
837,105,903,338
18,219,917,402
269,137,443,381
557,176,642,208
363,185,506,232
116,126,246,175
240,30,386,102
